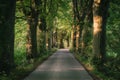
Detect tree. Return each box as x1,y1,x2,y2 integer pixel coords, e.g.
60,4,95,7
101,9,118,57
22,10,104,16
92,0,110,66
20,0,40,61
80,0,93,54
0,0,16,74
46,0,58,49
72,0,93,52
38,0,47,53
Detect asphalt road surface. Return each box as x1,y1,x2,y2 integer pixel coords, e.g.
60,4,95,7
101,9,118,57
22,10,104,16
24,49,93,80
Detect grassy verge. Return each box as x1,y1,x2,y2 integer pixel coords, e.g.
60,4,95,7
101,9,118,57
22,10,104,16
73,53,101,80
69,49,113,80
74,53,120,80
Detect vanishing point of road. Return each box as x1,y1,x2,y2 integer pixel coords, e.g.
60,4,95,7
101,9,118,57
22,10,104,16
24,49,93,80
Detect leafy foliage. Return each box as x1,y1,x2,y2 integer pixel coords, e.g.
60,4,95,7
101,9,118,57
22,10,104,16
104,1,120,79
14,19,27,65
0,0,120,80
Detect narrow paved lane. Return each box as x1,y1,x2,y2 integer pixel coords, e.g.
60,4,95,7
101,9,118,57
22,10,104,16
24,49,93,80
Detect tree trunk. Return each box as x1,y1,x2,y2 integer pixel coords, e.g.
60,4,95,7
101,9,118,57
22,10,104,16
70,26,74,49
76,25,80,51
48,31,52,50
73,26,76,51
93,0,110,65
43,31,47,50
55,28,58,48
72,0,86,52
26,0,38,61
0,0,16,74
81,25,87,54
38,0,47,51
60,38,64,48
81,0,93,54
37,25,41,55
26,17,37,61
67,36,70,48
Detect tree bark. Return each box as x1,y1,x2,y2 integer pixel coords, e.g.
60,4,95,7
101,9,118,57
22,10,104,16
93,0,110,65
26,16,38,60
24,0,39,61
76,25,80,51
72,0,88,52
48,31,52,50
0,0,16,74
38,0,47,51
73,26,76,51
81,0,93,54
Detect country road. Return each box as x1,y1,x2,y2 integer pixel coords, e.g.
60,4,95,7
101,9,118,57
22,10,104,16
24,49,93,80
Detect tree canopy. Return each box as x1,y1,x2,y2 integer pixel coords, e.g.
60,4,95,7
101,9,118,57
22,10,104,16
0,0,119,80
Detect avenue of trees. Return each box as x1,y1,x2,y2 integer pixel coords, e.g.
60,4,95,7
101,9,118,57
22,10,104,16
71,0,119,80
0,0,119,80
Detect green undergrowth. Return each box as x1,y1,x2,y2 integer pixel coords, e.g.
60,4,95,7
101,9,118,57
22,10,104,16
70,49,119,80
73,53,106,80
0,48,57,80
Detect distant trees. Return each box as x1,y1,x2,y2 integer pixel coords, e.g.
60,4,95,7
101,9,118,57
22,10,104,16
72,0,93,52
0,0,16,74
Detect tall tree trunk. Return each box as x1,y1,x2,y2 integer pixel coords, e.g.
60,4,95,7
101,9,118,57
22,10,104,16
81,0,93,54
67,36,70,48
37,25,41,55
72,0,79,51
38,0,47,51
60,37,64,48
26,17,38,61
70,26,74,49
73,26,76,51
81,25,87,54
39,17,47,51
76,25,80,51
72,0,86,52
55,28,58,48
0,0,16,74
93,0,110,66
48,31,52,50
43,31,47,50
25,0,38,61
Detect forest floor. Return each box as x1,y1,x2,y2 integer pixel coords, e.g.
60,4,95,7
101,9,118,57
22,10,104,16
23,49,93,80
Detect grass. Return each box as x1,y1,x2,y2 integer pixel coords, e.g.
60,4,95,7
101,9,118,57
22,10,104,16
72,51,120,80
69,45,120,80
